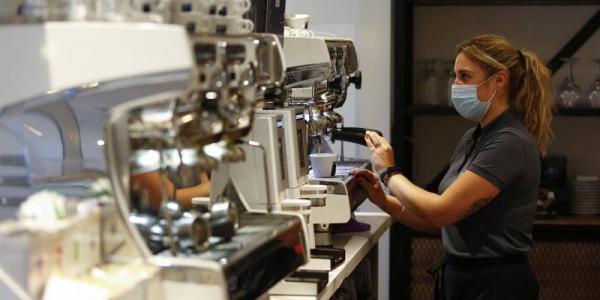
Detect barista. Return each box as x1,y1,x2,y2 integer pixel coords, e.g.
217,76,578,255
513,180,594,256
352,34,552,299
131,171,210,212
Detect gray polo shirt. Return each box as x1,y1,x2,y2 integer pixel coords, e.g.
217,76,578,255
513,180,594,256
438,109,540,258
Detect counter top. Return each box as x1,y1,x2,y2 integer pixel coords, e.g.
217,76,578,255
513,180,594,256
269,212,392,300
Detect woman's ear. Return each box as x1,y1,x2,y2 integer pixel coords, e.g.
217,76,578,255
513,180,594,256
495,69,509,89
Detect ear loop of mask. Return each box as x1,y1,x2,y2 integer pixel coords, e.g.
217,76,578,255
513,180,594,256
477,73,498,102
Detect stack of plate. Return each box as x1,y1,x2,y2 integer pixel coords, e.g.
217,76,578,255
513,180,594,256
568,176,600,215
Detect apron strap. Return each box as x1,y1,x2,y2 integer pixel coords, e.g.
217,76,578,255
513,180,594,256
427,257,447,300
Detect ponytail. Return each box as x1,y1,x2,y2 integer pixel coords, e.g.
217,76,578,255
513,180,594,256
457,34,554,154
512,50,554,154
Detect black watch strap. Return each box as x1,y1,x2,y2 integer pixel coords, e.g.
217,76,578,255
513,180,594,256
380,167,402,186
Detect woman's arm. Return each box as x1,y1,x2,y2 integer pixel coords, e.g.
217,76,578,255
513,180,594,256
131,172,211,212
363,131,500,228
350,170,439,234
386,170,498,228
382,194,440,234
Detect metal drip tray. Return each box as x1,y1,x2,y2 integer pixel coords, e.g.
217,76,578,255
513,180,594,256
334,159,371,179
308,158,370,181
157,212,305,299
308,158,371,211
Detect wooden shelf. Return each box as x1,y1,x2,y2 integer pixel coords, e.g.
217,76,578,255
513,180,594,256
534,215,600,236
405,105,456,115
555,107,600,116
404,105,600,117
412,0,600,5
534,215,600,226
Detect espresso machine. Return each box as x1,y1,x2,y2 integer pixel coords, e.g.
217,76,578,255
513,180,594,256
0,1,307,299
109,5,310,300
268,19,376,296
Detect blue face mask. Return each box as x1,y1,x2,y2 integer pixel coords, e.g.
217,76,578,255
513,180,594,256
451,74,497,122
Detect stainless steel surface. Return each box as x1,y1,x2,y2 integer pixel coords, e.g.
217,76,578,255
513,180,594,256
309,159,371,212
314,223,333,247
0,71,188,212
324,38,360,109
0,9,307,298
157,212,307,299
104,26,305,300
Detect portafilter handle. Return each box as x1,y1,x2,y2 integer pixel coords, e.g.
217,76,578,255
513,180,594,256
330,127,383,147
349,70,362,89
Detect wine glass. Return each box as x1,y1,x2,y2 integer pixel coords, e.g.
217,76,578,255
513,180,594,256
557,58,581,108
587,59,600,109
418,59,440,106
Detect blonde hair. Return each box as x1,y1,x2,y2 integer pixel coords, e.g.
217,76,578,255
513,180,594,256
457,34,554,154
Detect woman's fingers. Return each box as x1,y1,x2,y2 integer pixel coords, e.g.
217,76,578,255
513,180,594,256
365,131,381,148
357,177,378,191
367,130,391,149
351,168,378,184
365,134,376,151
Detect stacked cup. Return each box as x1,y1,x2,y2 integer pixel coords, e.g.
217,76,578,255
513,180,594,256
171,0,253,35
568,175,600,215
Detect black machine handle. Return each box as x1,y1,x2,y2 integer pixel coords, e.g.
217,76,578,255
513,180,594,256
349,71,362,89
330,127,384,147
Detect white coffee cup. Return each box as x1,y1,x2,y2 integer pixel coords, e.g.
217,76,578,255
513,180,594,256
217,0,251,16
220,16,253,33
310,153,337,178
285,13,309,29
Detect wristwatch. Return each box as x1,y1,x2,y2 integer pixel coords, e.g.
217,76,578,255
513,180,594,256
379,166,403,187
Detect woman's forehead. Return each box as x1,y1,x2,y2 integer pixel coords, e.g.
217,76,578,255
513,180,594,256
454,52,484,74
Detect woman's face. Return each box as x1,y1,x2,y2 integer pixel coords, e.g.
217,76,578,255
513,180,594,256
453,52,498,102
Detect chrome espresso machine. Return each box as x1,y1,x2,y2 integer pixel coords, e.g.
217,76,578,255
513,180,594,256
280,17,373,250
0,1,307,299
225,15,374,296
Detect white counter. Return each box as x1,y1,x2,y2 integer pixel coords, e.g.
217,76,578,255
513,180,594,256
269,212,392,300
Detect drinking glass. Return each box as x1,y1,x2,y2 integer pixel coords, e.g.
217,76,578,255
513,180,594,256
586,58,600,109
557,58,581,108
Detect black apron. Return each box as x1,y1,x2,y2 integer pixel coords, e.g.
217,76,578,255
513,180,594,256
428,255,539,300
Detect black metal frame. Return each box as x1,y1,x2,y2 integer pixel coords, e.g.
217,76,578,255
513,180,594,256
390,0,414,298
547,9,600,74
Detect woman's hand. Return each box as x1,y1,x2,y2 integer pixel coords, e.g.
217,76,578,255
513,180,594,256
364,131,395,174
349,168,387,207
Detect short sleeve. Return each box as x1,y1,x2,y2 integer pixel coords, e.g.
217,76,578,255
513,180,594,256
467,132,525,190
450,128,474,164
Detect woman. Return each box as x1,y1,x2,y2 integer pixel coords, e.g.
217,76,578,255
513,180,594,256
351,34,553,299
131,171,211,212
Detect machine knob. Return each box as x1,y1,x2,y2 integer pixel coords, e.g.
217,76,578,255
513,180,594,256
349,70,362,89
209,201,239,239
264,87,284,105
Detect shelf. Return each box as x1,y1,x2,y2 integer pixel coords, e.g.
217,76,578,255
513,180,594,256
404,105,600,117
534,215,600,226
555,107,600,116
533,215,600,235
412,0,600,5
405,105,456,115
